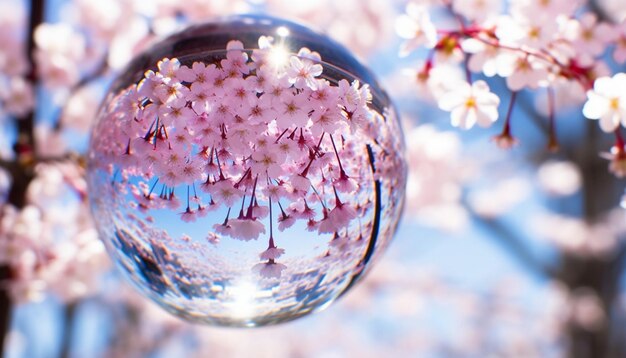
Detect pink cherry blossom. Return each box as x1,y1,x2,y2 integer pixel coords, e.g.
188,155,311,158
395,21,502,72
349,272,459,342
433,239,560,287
275,92,310,128
318,193,357,234
290,174,311,192
179,62,219,85
277,214,296,231
252,261,287,279
250,146,285,178
0,76,34,117
227,218,266,241
202,179,243,208
495,14,558,50
309,107,344,136
33,23,86,88
154,80,190,105
569,13,616,57
512,0,580,17
265,0,396,57
60,85,99,133
180,207,197,223
222,40,249,76
178,159,204,184
259,247,285,260
157,58,181,79
286,56,323,90
452,0,501,22
613,22,626,64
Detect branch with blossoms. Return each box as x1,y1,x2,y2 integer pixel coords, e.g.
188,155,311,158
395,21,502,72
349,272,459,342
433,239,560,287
397,0,626,178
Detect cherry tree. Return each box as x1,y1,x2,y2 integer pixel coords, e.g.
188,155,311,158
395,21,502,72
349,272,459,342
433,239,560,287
2,0,626,357
395,0,626,356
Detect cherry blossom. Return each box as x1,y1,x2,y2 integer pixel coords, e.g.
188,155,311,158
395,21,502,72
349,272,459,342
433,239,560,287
403,124,468,232
252,261,287,279
317,191,357,234
496,13,558,50
0,77,34,117
0,2,28,78
264,0,397,57
537,161,582,196
462,39,503,78
614,22,626,64
260,246,285,260
512,0,580,17
227,218,266,241
60,85,100,133
500,54,549,91
0,162,108,303
583,73,626,133
438,80,500,130
395,2,437,57
33,23,87,88
286,56,322,90
452,0,501,23
180,208,197,223
568,13,615,57
203,179,244,208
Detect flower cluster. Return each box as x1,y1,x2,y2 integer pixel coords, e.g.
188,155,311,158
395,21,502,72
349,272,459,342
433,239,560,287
403,124,469,232
397,0,626,175
91,37,381,279
264,0,398,57
0,162,109,303
0,1,33,121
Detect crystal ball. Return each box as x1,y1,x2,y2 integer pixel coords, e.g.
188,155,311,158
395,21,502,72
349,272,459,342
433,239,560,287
87,15,406,326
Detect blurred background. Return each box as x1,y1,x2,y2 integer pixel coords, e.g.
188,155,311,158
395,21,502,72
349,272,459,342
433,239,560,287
2,0,626,357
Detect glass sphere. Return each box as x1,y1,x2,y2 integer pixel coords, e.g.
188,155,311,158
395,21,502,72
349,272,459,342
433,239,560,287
87,15,406,326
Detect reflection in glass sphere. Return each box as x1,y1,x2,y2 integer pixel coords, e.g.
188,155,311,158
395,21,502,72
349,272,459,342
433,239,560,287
87,15,406,327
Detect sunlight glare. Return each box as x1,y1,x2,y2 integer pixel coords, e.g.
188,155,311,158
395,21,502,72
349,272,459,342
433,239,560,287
268,45,290,68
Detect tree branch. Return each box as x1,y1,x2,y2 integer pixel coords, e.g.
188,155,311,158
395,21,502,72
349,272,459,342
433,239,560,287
471,213,557,279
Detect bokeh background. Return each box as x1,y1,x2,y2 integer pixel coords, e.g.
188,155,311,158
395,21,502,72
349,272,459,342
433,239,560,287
2,0,626,357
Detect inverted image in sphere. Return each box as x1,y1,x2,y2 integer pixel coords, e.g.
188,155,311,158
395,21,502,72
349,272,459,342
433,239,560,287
87,15,406,327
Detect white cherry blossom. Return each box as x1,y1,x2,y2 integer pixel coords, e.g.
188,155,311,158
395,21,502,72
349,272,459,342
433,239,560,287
583,73,626,132
438,80,500,130
395,2,437,57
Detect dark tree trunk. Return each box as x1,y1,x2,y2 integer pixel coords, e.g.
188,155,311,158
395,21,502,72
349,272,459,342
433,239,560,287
0,0,45,355
558,122,626,358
